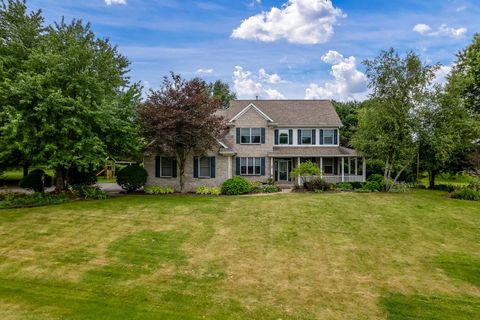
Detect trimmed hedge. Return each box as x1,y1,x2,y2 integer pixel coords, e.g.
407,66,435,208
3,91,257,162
117,165,148,192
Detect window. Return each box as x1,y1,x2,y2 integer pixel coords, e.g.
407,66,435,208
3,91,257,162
323,129,335,145
199,157,211,178
301,129,312,144
240,128,262,144
160,157,173,177
240,157,262,175
279,129,289,145
323,158,334,174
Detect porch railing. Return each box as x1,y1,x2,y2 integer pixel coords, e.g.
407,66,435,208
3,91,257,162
302,175,365,184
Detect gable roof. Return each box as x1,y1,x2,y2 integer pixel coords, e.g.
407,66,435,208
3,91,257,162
220,100,342,127
229,103,274,123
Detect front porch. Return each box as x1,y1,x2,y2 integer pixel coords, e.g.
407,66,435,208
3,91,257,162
271,156,366,185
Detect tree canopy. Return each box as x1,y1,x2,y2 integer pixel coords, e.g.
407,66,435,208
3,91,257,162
138,73,226,192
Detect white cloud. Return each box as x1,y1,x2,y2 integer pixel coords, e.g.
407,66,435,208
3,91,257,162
232,0,344,44
413,23,431,34
413,23,467,38
258,68,285,84
305,50,367,101
196,68,214,74
432,65,452,86
105,0,126,5
233,66,286,99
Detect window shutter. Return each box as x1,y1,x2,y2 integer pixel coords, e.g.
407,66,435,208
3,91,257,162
236,157,241,176
236,128,240,144
289,129,293,145
172,158,177,177
297,129,302,145
320,129,324,145
312,129,316,145
193,157,199,178
260,128,265,144
334,129,338,145
274,129,279,145
155,156,160,177
210,157,216,178
260,157,266,176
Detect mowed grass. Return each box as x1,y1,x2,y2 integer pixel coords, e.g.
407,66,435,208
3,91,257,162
0,191,479,319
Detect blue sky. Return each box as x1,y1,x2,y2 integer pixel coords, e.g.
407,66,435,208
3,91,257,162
28,0,478,100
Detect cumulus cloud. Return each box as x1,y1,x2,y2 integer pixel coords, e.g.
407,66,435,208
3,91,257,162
305,50,367,101
196,68,214,74
258,68,285,84
413,23,467,38
232,0,344,44
432,65,452,86
233,66,286,99
105,0,126,5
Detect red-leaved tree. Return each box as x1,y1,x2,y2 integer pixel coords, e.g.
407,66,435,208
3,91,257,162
138,73,227,192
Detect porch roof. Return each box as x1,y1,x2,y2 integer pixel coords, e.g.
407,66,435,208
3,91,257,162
268,146,359,157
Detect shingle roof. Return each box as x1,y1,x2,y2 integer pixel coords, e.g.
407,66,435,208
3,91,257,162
268,146,359,157
222,100,342,126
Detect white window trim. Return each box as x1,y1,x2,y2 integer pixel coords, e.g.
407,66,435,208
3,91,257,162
198,157,211,178
322,129,336,145
160,157,173,178
240,128,262,145
300,129,313,145
240,157,262,176
278,129,290,145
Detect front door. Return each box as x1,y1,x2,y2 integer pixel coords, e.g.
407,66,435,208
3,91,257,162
278,159,289,182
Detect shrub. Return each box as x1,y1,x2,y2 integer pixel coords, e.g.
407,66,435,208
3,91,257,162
67,167,97,186
451,188,480,201
304,178,332,192
117,165,148,192
433,184,456,192
351,182,363,190
144,186,175,194
289,161,321,183
336,182,353,191
467,179,480,192
367,173,384,185
390,182,410,193
0,191,23,201
249,181,263,193
221,176,251,195
19,169,52,192
362,181,381,192
73,185,107,200
195,186,221,195
262,185,280,193
0,192,69,209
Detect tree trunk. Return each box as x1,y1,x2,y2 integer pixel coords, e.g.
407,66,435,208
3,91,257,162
23,162,29,177
55,166,66,191
428,170,436,189
384,158,390,192
176,151,187,193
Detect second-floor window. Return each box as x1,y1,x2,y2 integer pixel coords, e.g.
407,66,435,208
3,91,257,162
323,129,335,144
240,128,261,144
279,129,289,144
298,129,315,145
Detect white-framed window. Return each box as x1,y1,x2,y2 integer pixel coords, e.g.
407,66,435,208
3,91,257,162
279,129,289,145
160,157,173,177
240,157,261,175
323,158,334,174
199,157,211,178
240,128,261,144
323,129,335,145
301,129,312,144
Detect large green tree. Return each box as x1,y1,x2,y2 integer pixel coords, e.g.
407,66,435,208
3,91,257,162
208,80,236,109
3,16,141,190
353,49,438,191
332,100,361,147
0,0,44,175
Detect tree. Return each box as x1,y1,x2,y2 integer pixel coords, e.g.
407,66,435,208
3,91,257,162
289,161,321,185
454,34,480,115
0,0,44,175
138,73,227,192
332,100,361,147
353,49,438,191
3,18,141,190
208,80,236,109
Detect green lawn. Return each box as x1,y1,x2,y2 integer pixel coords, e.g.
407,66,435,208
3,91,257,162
0,191,479,319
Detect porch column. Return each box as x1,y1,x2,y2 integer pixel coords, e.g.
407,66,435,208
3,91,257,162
362,157,366,182
270,157,274,178
320,157,323,178
341,157,345,182
297,157,301,185
355,157,358,176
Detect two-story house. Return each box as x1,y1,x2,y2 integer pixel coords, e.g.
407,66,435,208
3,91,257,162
144,100,365,191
